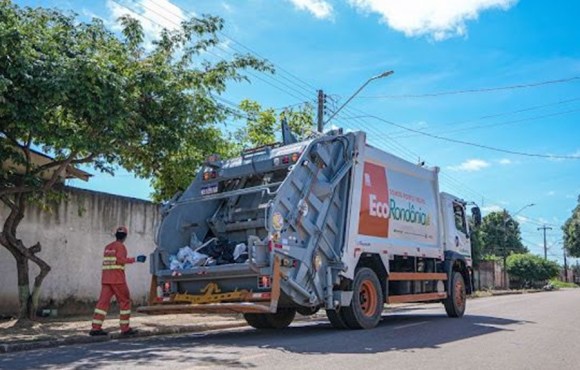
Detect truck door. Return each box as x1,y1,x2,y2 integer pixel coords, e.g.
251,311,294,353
442,194,471,260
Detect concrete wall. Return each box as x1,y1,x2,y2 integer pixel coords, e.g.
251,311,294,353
0,187,160,315
474,261,509,290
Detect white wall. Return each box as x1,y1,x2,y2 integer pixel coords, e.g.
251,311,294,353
0,187,160,315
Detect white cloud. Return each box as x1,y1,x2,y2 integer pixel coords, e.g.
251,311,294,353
288,0,334,19
498,158,512,165
448,159,490,172
106,0,186,46
414,121,428,129
547,191,556,196
482,204,503,214
515,215,528,224
222,3,233,13
347,0,518,40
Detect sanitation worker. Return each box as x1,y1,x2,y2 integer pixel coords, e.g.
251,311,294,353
89,226,147,336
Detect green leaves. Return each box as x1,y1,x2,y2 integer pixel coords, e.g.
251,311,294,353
0,2,273,203
234,99,315,148
479,211,528,257
506,253,560,285
562,195,580,257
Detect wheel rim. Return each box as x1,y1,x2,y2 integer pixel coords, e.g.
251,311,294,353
454,277,466,310
359,280,378,317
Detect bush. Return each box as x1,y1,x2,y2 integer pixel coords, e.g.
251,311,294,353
506,253,560,288
549,279,579,289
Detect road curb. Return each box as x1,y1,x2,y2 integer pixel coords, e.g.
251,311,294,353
0,321,248,354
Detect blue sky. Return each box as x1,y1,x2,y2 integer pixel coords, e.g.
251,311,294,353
19,0,580,264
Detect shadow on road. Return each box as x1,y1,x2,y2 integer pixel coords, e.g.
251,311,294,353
0,312,534,370
197,313,533,355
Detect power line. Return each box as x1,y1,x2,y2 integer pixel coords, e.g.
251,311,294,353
340,112,580,160
328,104,567,228
385,97,580,139
110,0,315,105
125,0,316,97
391,107,580,139
359,76,580,99
328,103,503,204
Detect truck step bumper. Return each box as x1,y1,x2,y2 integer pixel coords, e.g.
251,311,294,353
137,302,272,315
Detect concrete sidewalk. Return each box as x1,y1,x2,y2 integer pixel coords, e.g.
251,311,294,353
0,313,249,354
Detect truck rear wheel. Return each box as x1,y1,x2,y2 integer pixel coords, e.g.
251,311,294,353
326,308,349,329
243,313,271,329
243,308,296,329
342,268,384,329
444,271,466,318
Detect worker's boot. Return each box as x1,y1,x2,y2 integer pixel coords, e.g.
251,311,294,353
89,329,108,336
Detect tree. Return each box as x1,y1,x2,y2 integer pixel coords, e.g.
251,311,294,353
506,253,560,288
235,99,315,148
0,1,269,320
480,211,528,257
234,100,277,148
150,99,316,201
562,195,580,257
468,217,484,267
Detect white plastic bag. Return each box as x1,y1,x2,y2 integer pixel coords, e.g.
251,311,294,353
177,246,208,268
169,255,183,271
233,243,247,260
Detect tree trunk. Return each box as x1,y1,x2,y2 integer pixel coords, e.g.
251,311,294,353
15,255,32,319
0,194,51,322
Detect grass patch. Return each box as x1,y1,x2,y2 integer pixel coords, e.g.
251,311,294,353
549,279,579,289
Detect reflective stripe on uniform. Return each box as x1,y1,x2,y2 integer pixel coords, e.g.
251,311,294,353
92,319,104,325
102,265,124,270
103,257,117,261
119,320,130,324
119,310,131,315
94,308,107,316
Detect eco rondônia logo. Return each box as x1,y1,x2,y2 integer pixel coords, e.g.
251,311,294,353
359,162,431,238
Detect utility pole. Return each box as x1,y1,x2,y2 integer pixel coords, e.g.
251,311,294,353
317,90,325,133
563,247,568,282
537,225,553,260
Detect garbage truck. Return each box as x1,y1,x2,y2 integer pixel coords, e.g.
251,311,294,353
138,129,482,330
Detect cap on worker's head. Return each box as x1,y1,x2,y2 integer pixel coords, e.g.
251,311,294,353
116,226,128,234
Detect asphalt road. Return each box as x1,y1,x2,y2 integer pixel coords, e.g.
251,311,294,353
2,289,580,370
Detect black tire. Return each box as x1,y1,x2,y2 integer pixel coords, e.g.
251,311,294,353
444,271,467,318
342,268,384,329
243,313,271,329
243,308,296,329
326,308,350,329
267,308,296,329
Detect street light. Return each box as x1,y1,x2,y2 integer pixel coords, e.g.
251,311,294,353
502,203,535,289
321,70,394,131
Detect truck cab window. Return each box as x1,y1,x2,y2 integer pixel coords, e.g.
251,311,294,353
453,203,467,235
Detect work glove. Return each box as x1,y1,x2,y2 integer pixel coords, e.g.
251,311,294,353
136,255,147,263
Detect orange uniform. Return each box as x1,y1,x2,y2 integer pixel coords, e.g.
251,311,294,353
92,240,136,333
101,241,136,284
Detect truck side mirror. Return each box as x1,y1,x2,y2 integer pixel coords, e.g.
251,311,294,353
471,206,482,227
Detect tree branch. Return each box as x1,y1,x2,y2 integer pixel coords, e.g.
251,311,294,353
42,151,77,191
0,186,37,197
0,194,17,212
31,152,95,177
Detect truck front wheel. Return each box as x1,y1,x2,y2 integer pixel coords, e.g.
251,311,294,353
342,268,384,329
243,308,296,329
444,271,466,318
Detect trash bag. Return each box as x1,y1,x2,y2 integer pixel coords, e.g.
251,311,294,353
233,243,248,263
173,246,208,269
199,238,237,265
169,255,183,271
